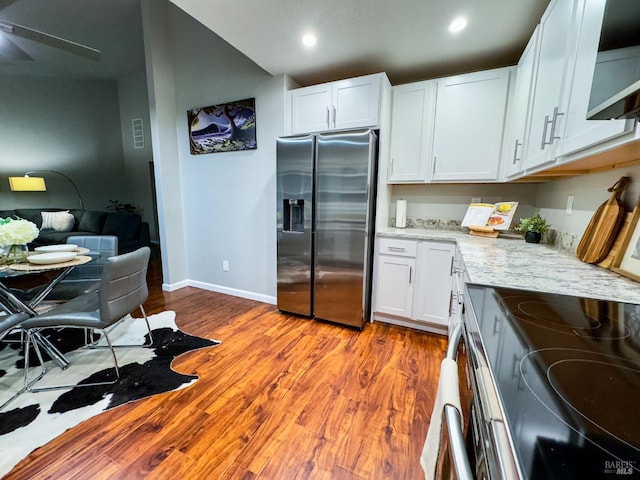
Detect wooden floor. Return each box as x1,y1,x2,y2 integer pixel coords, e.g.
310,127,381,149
7,249,447,479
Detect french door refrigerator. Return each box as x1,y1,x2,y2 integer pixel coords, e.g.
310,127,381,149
276,129,378,329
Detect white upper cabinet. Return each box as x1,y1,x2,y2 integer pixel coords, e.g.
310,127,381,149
523,0,578,171
503,28,540,179
289,73,387,134
555,0,635,159
387,80,436,183
431,67,512,182
290,83,333,134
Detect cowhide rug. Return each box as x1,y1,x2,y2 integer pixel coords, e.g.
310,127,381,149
0,310,220,477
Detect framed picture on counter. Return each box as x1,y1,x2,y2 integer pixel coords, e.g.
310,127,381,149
612,198,640,282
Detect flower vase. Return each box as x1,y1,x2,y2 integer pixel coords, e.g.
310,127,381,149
0,244,28,264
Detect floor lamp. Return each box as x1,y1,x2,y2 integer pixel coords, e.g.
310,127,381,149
8,170,84,209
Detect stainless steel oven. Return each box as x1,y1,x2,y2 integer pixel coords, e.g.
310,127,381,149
440,288,522,479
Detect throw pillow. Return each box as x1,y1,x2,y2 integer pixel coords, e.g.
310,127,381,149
41,211,61,230
78,211,107,234
52,212,75,232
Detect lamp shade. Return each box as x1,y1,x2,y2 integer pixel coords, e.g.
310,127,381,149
9,176,47,191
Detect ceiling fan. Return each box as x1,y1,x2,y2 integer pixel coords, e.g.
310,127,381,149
0,0,101,62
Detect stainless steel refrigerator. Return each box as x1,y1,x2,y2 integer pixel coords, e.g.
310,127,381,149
276,129,378,329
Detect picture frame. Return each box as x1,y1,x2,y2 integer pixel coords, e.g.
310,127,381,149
611,196,640,282
187,98,256,155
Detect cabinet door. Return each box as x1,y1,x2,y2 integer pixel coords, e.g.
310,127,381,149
388,81,435,183
503,28,540,178
412,241,455,327
524,0,577,170
556,0,634,158
291,83,331,134
431,68,510,181
375,255,415,318
332,75,381,131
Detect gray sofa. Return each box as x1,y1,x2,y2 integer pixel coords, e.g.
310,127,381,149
0,208,150,254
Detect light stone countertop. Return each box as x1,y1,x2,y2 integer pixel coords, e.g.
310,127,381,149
377,227,640,305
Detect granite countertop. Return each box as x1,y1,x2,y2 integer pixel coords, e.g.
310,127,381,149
377,227,640,304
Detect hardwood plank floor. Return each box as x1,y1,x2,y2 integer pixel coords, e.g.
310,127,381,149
6,249,447,479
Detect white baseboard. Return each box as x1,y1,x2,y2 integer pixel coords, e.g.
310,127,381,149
162,279,276,305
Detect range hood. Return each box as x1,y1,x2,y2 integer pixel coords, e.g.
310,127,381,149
587,0,640,121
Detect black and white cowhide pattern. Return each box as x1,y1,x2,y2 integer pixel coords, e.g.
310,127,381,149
0,311,220,477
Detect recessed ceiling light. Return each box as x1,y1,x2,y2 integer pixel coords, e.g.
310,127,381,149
449,16,468,34
302,33,317,47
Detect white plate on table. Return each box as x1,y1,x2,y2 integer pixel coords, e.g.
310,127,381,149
34,244,78,253
27,252,77,265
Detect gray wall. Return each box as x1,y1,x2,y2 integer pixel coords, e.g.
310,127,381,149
0,75,128,211
143,1,285,301
118,71,157,242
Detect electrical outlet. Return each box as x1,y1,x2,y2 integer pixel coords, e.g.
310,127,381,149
566,195,574,215
471,197,481,204
222,260,229,271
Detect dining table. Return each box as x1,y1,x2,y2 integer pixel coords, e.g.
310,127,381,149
0,247,95,369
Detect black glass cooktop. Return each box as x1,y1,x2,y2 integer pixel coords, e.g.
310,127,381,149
466,284,640,479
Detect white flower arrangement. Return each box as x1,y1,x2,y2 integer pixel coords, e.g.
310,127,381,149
0,217,40,247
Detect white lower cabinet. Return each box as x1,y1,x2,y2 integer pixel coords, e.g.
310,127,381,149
375,255,416,318
412,242,456,327
373,237,455,335
374,238,417,318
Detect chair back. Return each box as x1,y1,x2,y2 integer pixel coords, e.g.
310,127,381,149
65,235,119,281
98,246,150,324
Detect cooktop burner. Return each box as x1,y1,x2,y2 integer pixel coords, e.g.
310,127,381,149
465,284,640,479
499,294,631,340
521,349,640,466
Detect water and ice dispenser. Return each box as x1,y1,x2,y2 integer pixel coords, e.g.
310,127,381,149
283,199,304,233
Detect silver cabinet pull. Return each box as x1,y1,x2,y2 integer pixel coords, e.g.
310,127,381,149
541,114,551,149
388,246,406,252
409,266,413,284
549,106,564,144
512,140,522,164
332,105,337,128
326,106,330,129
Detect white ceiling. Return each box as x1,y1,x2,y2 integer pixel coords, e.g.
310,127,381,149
170,0,551,86
0,0,551,85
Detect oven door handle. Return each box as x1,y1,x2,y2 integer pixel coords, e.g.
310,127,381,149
443,323,474,480
444,404,474,480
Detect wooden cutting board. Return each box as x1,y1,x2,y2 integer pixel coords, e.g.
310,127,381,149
597,212,633,269
576,176,630,264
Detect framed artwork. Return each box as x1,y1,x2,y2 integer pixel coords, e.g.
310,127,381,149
612,197,640,282
187,98,256,155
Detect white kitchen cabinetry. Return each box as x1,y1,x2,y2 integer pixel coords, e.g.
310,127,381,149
290,73,387,134
503,28,539,179
374,238,417,318
412,241,455,328
523,0,578,171
373,237,455,335
555,0,635,159
387,80,436,183
431,67,512,182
